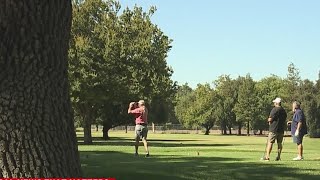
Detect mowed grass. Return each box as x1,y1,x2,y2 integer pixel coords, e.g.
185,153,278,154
78,131,320,180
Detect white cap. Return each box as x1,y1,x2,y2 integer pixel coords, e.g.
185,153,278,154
138,100,145,105
272,97,281,103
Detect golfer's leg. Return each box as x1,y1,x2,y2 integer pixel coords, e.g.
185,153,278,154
298,136,304,158
266,132,275,159
276,134,284,158
134,126,140,155
135,139,139,154
142,139,149,154
298,144,303,158
277,143,283,156
142,127,149,154
266,142,273,159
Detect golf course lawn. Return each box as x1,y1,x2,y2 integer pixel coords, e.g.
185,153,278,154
78,131,320,180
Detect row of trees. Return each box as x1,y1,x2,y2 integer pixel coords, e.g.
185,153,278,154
175,63,320,137
68,0,320,140
68,0,176,144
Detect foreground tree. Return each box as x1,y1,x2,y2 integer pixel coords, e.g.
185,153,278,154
0,0,81,177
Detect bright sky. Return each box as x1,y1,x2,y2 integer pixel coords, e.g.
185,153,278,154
119,0,320,88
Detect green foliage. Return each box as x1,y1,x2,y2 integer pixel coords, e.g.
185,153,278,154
300,78,320,138
174,64,320,137
234,74,259,135
69,0,176,139
255,75,287,132
214,75,238,134
284,62,302,107
174,84,196,128
174,83,218,134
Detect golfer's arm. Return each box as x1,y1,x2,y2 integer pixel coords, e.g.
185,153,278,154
128,105,133,114
267,117,272,122
297,121,302,131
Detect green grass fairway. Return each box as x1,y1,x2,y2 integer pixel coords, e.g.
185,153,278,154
78,131,320,180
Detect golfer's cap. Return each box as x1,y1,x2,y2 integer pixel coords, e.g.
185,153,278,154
138,100,145,105
272,97,281,103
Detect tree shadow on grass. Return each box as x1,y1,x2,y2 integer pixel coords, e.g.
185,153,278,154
80,151,319,180
77,138,238,148
77,136,201,142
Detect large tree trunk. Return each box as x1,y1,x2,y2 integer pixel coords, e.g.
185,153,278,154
83,116,92,144
204,127,210,135
103,127,110,140
204,122,213,135
80,104,95,145
102,120,112,140
220,120,227,135
0,0,81,177
246,121,250,136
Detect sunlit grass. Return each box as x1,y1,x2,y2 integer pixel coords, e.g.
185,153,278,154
78,131,320,180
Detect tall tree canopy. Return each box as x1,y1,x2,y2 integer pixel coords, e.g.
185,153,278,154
69,0,176,142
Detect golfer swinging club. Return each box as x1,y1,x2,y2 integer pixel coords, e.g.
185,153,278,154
128,100,150,157
261,97,287,161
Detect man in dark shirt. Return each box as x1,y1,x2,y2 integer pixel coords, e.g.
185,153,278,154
287,101,307,160
262,97,287,161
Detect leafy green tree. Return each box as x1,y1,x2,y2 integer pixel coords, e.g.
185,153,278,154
312,72,320,137
214,75,238,135
300,79,320,138
193,84,218,135
0,0,81,177
174,84,194,127
284,63,302,107
234,74,259,136
69,0,120,143
175,84,219,135
69,0,175,141
255,75,287,134
101,4,176,138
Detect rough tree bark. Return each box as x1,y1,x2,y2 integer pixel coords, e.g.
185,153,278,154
0,0,81,177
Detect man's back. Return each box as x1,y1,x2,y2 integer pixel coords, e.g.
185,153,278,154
292,109,307,135
269,106,287,133
130,106,148,124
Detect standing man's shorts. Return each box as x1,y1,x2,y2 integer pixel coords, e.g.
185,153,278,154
293,134,304,145
135,124,148,140
268,132,284,144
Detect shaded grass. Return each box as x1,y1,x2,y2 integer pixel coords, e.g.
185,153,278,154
78,131,320,180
